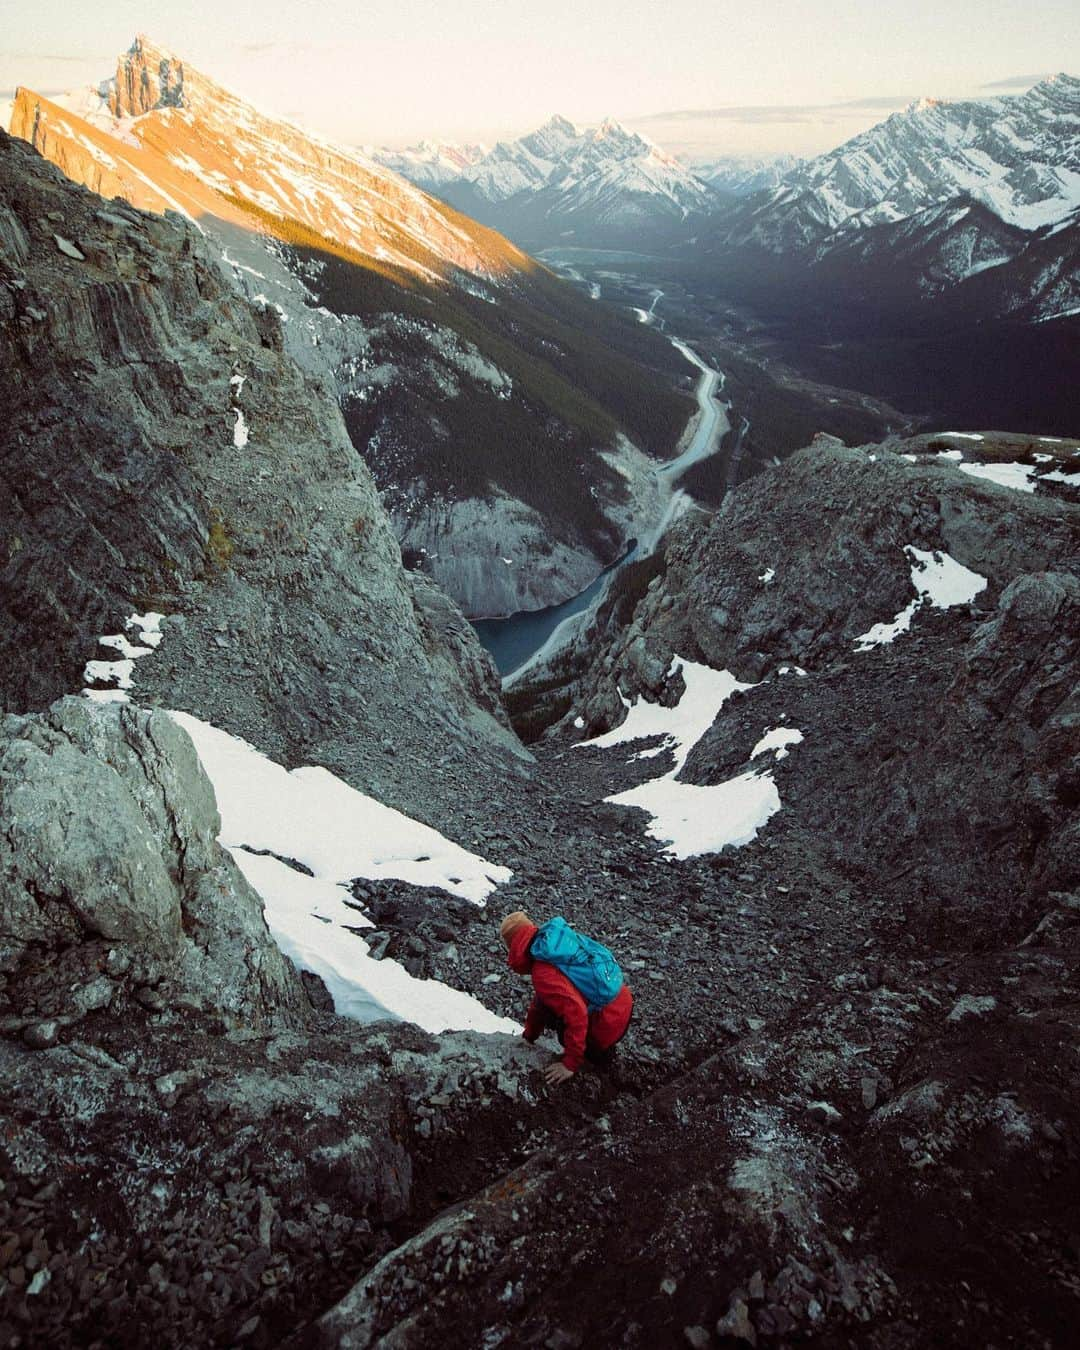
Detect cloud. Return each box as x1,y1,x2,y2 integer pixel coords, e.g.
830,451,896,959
633,94,914,127
980,73,1050,90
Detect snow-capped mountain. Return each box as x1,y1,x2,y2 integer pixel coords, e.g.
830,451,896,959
9,36,693,618
375,114,716,247
692,154,801,198
700,75,1080,325
372,139,488,189
10,34,521,283
715,75,1080,254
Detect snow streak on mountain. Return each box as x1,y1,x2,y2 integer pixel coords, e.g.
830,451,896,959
8,34,530,284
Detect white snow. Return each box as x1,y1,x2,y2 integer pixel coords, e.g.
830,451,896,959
759,567,776,584
98,633,154,660
165,711,516,1034
231,850,516,1032
855,597,923,650
855,546,988,651
579,660,753,766
167,711,511,905
958,461,1037,493
83,657,136,690
233,409,249,448
576,657,798,859
1040,467,1080,487
84,688,131,705
230,372,247,395
936,449,964,461
944,432,984,441
608,769,782,860
75,607,514,1034
82,612,166,700
751,727,805,761
126,611,164,647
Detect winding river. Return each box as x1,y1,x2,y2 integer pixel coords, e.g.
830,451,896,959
473,262,735,681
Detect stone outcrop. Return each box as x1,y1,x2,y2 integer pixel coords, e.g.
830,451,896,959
0,696,306,1026
518,437,1080,941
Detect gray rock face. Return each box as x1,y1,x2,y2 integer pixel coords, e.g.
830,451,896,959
0,128,525,831
0,696,306,1024
523,437,1079,941
553,438,1078,715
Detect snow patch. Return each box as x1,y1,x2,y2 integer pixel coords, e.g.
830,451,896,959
167,711,511,906
82,612,166,699
958,461,1037,493
577,658,799,858
855,546,987,651
751,727,805,761
166,712,516,1034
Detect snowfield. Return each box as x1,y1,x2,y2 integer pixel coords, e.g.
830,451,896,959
168,710,517,1034
79,613,515,1034
855,546,988,651
577,657,803,859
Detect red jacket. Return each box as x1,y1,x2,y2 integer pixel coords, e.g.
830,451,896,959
506,922,633,1072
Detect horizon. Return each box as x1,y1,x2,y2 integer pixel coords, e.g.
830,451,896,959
2,2,1079,156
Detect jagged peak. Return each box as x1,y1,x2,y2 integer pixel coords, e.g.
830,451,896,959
127,33,182,65
594,116,634,138
110,34,189,118
1030,70,1080,96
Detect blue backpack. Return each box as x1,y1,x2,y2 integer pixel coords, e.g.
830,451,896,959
529,917,624,1012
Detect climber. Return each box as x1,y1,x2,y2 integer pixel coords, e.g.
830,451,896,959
500,910,633,1086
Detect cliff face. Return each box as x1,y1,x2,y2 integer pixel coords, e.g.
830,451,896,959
0,129,523,827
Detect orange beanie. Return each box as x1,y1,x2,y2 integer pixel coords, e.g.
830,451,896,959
499,911,532,943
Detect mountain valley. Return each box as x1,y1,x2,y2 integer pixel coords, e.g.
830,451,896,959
1,30,1079,1350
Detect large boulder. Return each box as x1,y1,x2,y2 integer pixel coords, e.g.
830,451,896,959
0,696,306,1025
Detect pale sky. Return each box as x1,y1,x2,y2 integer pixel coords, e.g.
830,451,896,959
2,0,1079,156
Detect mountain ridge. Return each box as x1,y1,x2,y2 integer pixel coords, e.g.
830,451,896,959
375,112,717,247
9,37,696,618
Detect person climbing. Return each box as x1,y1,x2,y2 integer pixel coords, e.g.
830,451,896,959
500,911,633,1086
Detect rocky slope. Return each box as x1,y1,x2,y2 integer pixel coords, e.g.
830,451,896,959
3,85,1079,1349
3,430,1078,1348
0,127,524,829
8,37,694,617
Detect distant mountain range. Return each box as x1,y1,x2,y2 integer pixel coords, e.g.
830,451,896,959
691,154,802,198
7,36,694,618
700,74,1080,323
377,78,1079,331
687,75,1080,434
723,76,1080,246
374,115,717,247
